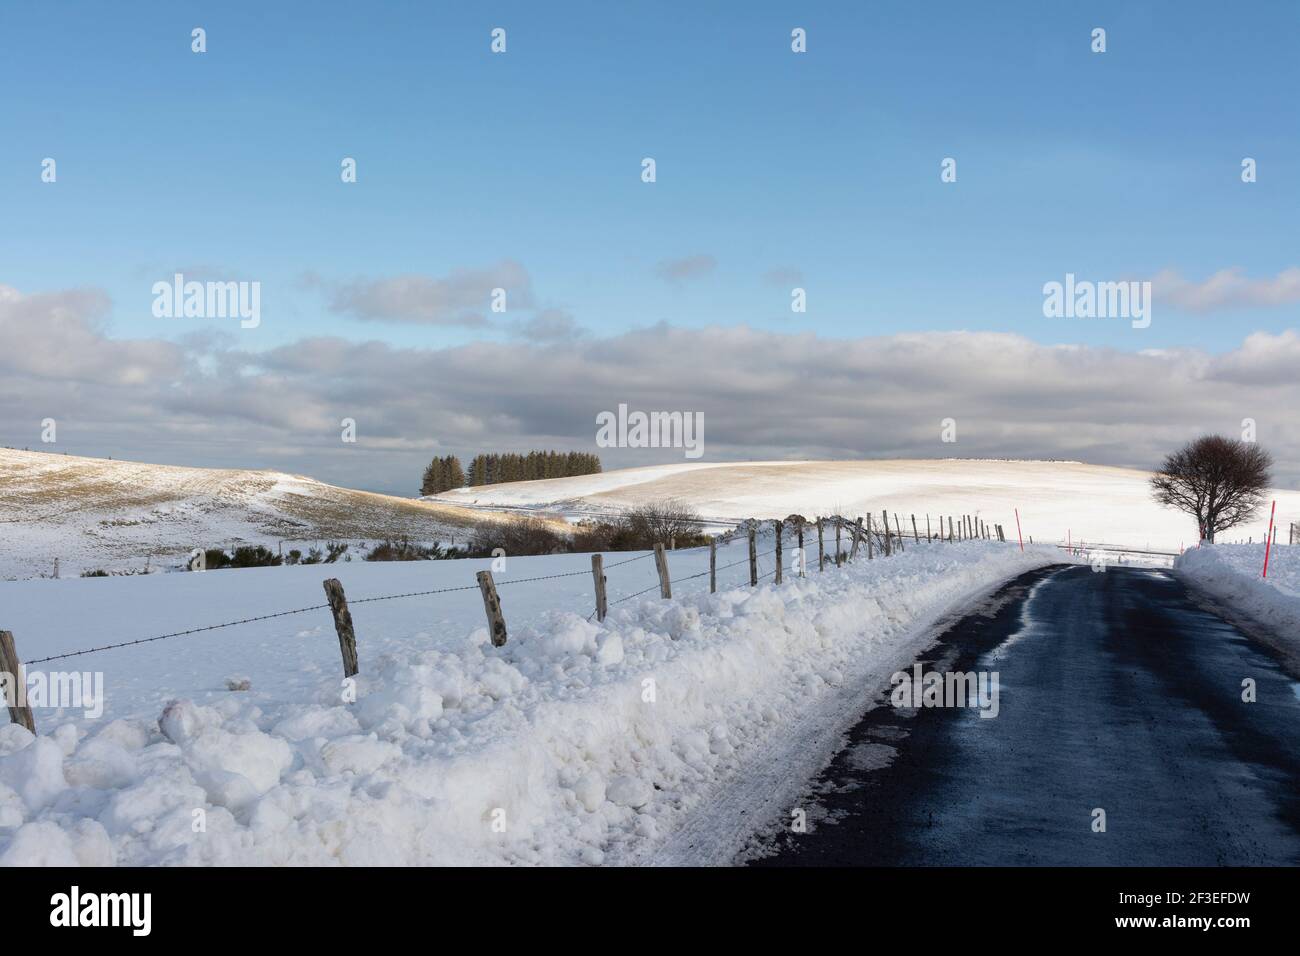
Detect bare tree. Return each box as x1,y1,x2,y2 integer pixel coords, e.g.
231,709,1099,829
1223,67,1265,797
1149,436,1272,542
620,499,708,548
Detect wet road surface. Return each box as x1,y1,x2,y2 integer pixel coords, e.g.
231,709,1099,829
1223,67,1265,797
750,565,1300,865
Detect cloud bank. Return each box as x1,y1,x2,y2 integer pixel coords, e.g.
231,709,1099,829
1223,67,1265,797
3,284,1299,494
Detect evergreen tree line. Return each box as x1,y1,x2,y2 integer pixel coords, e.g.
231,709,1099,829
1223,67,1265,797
419,455,467,496
420,450,601,494
468,451,602,486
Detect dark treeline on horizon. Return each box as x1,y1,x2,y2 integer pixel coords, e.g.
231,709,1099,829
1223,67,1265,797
420,450,601,495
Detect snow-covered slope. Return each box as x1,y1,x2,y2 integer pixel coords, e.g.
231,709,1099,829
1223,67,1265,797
0,535,1057,866
433,458,1300,553
0,449,495,580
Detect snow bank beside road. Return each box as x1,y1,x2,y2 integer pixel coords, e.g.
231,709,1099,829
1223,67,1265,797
1176,544,1300,654
0,542,1055,866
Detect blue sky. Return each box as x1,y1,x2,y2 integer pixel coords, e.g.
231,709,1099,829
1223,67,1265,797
3,0,1296,352
3,1,1299,492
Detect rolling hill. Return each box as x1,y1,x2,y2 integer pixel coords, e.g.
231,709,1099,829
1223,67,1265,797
0,448,501,579
431,458,1300,554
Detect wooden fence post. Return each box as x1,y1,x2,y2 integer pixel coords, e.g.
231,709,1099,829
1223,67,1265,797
912,515,919,542
866,513,874,559
894,513,905,552
709,538,717,593
0,631,36,733
849,517,861,560
749,525,759,586
591,554,608,622
926,514,932,541
654,543,672,598
882,511,892,556
322,578,360,676
817,518,825,571
475,570,508,647
797,523,805,577
774,520,783,584
835,517,842,566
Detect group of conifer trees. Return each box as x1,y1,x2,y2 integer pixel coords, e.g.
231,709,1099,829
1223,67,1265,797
468,451,601,485
419,456,466,496
419,450,601,495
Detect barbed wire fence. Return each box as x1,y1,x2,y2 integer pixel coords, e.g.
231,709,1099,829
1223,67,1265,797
1,510,1010,732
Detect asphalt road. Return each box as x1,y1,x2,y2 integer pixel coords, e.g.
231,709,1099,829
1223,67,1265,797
750,564,1300,866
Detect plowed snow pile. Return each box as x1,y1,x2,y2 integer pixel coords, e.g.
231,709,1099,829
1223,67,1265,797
0,538,1055,866
1176,544,1300,662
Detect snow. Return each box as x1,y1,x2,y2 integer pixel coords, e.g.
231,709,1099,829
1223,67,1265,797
1175,543,1300,655
433,458,1300,553
0,448,490,581
0,535,1057,866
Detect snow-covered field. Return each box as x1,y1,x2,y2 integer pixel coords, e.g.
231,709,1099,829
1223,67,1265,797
0,449,504,580
0,534,1057,866
433,458,1300,553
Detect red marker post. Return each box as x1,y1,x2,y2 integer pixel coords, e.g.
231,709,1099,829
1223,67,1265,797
1262,499,1276,579
1014,508,1024,552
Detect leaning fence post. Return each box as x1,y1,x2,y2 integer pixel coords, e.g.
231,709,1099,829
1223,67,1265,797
748,524,759,586
774,520,783,584
0,631,36,733
709,538,717,593
475,570,509,646
591,554,608,622
912,515,919,542
882,511,892,556
866,513,874,560
654,543,672,598
817,518,825,571
849,518,860,560
894,513,905,552
926,514,932,542
322,579,360,677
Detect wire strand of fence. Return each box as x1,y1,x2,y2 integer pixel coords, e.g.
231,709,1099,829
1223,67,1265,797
22,602,333,665
22,516,972,665
346,582,482,605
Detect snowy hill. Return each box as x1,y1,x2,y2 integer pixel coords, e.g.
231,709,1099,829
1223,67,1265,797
0,449,494,579
432,458,1300,553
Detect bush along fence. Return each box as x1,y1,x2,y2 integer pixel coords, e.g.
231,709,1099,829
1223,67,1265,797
1,511,1015,732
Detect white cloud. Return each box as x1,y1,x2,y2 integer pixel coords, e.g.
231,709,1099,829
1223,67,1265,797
509,309,584,343
1151,266,1300,312
655,254,716,283
4,284,1300,493
306,260,533,325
